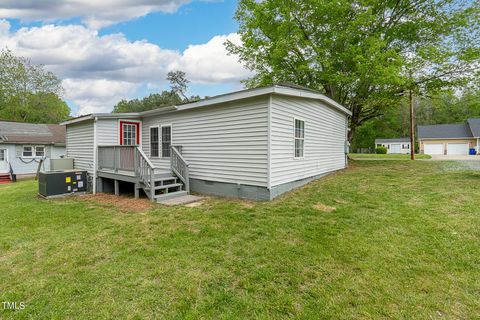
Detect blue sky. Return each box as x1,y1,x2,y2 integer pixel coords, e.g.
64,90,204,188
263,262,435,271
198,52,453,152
0,0,250,115
100,0,238,51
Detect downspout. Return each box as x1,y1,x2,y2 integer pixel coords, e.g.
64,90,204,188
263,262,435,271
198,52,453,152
346,114,350,166
267,94,272,190
477,138,479,155
93,116,98,194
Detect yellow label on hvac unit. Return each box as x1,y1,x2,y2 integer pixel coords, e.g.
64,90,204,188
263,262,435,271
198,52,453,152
66,177,71,183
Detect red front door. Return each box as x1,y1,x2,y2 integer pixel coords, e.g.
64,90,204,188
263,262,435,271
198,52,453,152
120,121,140,145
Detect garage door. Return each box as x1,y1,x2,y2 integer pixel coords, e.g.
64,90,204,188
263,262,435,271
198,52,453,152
390,144,401,153
447,143,469,155
424,144,444,155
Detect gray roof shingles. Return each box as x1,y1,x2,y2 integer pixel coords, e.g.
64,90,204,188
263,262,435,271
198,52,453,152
0,121,66,145
467,118,480,137
417,123,473,139
375,138,410,143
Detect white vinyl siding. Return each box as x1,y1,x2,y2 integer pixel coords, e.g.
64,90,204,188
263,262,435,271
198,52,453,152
97,119,119,145
142,97,269,186
66,121,94,174
270,95,347,187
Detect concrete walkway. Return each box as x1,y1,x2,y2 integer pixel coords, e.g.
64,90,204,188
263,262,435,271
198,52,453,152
158,194,204,206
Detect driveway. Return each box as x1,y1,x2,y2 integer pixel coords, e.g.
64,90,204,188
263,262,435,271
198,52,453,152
428,155,480,161
426,154,480,170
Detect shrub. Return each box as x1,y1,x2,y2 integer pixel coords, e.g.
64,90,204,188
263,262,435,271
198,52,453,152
375,146,387,154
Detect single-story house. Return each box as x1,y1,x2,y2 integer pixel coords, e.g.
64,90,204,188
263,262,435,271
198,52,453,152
418,119,480,155
61,84,351,201
0,121,66,180
375,138,411,154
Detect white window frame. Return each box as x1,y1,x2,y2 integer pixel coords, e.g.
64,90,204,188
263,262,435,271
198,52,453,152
117,119,142,147
149,126,160,158
123,123,137,146
293,118,305,159
0,148,7,162
22,145,34,158
161,124,173,158
35,145,45,157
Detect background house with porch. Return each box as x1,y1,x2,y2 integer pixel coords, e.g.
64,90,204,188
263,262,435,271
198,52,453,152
62,84,351,201
0,120,66,182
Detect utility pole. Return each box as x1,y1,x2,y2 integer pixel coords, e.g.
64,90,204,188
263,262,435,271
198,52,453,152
409,89,415,160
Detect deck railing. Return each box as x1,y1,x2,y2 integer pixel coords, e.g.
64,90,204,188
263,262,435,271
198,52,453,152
171,145,190,193
97,145,189,200
98,145,136,172
135,148,155,201
97,145,156,201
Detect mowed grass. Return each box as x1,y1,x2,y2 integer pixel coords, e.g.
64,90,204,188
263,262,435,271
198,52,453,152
1,161,479,319
349,153,432,159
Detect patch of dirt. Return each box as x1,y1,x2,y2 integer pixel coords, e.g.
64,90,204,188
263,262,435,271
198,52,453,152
77,193,155,213
241,201,255,209
313,202,336,212
184,201,205,208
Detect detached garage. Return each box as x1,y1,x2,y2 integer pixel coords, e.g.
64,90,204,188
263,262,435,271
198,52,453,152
418,122,479,156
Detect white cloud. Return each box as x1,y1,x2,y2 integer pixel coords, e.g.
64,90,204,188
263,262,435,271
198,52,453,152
0,21,251,115
177,33,248,84
63,79,139,114
0,0,193,29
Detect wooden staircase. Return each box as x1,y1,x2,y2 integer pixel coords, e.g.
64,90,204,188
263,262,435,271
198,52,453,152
0,173,12,184
97,145,190,203
135,146,190,203
0,162,14,184
142,173,188,202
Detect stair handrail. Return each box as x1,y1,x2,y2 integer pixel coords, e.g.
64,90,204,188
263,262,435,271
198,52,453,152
135,147,156,202
171,145,190,193
8,162,15,182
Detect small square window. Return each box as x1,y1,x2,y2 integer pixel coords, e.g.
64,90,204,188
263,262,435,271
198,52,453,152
35,146,45,157
23,146,33,157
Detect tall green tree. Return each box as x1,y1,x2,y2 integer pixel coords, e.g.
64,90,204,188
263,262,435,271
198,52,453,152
113,91,183,113
113,70,200,113
227,0,480,140
0,48,70,123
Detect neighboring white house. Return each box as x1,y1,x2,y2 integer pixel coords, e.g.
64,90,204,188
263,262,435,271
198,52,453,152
0,121,66,180
375,138,411,154
61,84,351,201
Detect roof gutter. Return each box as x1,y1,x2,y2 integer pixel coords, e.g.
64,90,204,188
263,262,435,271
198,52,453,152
141,86,352,117
60,113,141,125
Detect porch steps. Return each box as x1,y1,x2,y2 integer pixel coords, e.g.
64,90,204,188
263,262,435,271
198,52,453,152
150,183,183,191
0,174,11,184
141,173,188,202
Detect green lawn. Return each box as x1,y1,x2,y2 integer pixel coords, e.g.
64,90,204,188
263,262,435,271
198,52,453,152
1,161,479,319
349,153,432,159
